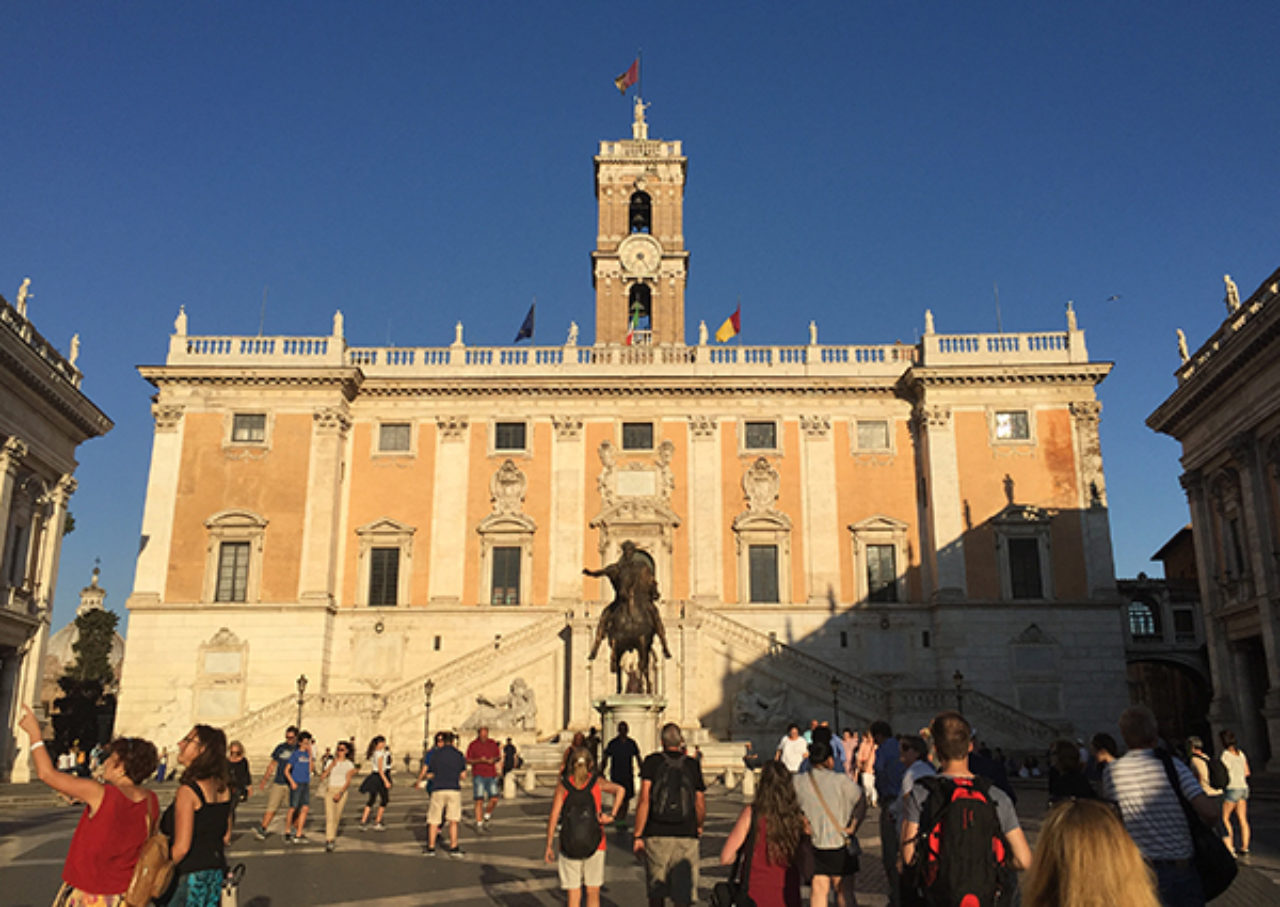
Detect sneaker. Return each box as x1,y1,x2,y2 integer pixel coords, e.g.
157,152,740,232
325,840,335,853
283,831,294,843
359,823,370,832
448,845,465,859
373,822,386,831
253,826,268,840
292,834,308,844
425,845,437,856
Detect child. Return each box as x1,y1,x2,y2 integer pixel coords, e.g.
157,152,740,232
286,731,314,843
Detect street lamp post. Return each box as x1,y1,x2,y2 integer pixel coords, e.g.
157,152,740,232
830,676,840,728
422,679,435,758
295,674,308,728
952,669,964,714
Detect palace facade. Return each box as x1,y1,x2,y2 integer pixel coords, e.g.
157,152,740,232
115,107,1128,759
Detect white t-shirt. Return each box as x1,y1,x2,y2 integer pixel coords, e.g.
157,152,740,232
1221,749,1249,790
777,735,809,772
328,758,356,791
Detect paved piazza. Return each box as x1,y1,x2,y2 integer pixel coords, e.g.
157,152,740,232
3,780,1279,906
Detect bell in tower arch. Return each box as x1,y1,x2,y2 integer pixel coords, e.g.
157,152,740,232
629,191,652,233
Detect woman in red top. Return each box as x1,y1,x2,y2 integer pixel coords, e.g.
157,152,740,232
18,704,159,906
719,760,807,907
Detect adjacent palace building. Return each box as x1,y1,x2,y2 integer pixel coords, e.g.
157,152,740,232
115,105,1128,759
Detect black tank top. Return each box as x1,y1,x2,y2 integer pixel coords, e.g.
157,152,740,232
161,779,231,873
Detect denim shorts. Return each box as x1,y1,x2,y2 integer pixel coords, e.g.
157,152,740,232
473,775,500,800
289,783,311,809
1224,786,1248,803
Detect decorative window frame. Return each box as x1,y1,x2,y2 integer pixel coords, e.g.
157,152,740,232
733,511,793,604
851,419,895,455
477,512,536,606
739,418,782,456
849,515,909,603
202,510,268,604
489,419,532,458
223,412,273,449
987,407,1036,446
373,421,416,458
992,504,1053,601
354,518,415,607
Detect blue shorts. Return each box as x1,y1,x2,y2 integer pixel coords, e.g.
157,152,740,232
289,783,311,809
473,775,500,800
1224,787,1248,803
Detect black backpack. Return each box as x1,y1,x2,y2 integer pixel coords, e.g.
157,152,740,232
1204,753,1229,790
560,772,603,859
649,753,694,824
903,775,1013,907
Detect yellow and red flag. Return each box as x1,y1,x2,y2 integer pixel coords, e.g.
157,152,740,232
615,58,639,94
715,305,741,342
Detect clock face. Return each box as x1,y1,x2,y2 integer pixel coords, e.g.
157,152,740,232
618,234,662,277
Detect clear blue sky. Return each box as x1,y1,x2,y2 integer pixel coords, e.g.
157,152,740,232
4,3,1276,632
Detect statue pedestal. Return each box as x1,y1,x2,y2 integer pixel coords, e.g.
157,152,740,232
595,695,667,758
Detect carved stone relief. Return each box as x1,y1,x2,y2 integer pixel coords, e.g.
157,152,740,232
742,457,781,514
490,459,527,516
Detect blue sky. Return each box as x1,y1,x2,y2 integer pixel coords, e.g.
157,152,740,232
4,3,1276,632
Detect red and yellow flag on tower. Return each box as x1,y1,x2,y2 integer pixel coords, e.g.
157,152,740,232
615,57,639,94
715,304,741,342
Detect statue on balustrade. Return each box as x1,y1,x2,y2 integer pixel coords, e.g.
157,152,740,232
584,540,671,694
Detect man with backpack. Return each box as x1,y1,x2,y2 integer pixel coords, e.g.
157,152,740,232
633,723,707,907
900,711,1031,907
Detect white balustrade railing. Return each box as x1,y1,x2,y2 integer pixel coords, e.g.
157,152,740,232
163,330,1091,375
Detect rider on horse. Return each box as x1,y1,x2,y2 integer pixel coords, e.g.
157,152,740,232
583,541,673,660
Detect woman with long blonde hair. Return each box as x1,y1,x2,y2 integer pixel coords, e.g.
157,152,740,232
1023,798,1160,907
719,760,808,906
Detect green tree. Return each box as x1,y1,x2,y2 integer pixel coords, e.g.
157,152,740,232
69,608,118,685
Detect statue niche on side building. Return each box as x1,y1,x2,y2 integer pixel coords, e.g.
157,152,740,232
584,540,672,694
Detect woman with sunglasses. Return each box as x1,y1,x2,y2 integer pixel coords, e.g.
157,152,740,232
320,740,358,852
18,705,158,906
158,725,233,907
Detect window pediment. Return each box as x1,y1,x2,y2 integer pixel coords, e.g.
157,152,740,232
204,509,268,530
356,517,416,537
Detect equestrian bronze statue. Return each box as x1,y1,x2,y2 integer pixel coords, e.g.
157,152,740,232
583,541,672,694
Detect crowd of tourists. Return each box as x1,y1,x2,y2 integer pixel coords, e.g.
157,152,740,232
16,699,1254,907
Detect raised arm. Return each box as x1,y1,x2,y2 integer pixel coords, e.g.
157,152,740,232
18,705,105,813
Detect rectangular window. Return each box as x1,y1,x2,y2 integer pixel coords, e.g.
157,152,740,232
622,422,654,450
748,545,780,603
491,546,521,605
494,422,527,452
214,542,250,602
857,420,890,450
994,411,1030,441
231,414,266,443
368,547,400,606
744,421,778,450
1007,537,1043,599
866,544,898,602
378,423,411,452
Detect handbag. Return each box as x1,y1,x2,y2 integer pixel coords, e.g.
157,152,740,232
125,792,174,907
1157,752,1237,900
220,863,245,907
710,811,757,907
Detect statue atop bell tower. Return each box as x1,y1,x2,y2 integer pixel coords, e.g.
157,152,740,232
592,101,688,346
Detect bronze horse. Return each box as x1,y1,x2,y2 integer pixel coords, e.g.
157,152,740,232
585,543,668,694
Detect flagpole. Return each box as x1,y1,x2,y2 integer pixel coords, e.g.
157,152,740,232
638,48,643,100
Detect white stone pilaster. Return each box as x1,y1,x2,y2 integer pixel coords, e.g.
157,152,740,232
297,407,350,605
687,416,721,603
918,405,967,600
428,418,470,604
800,416,838,603
1070,401,1118,598
549,417,585,605
129,406,185,607
0,438,27,568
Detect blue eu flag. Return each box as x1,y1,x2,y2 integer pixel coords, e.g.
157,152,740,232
513,302,535,343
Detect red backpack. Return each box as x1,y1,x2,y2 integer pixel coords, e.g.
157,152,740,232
903,775,1013,907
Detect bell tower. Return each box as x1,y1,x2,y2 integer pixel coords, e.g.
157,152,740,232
592,98,689,345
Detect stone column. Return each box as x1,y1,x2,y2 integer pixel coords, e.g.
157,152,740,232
297,407,350,605
428,417,469,604
1070,401,1118,599
549,417,585,606
129,405,185,608
569,610,596,729
800,416,839,603
1182,471,1240,738
0,438,27,570
916,405,967,601
1228,432,1280,767
686,416,722,604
